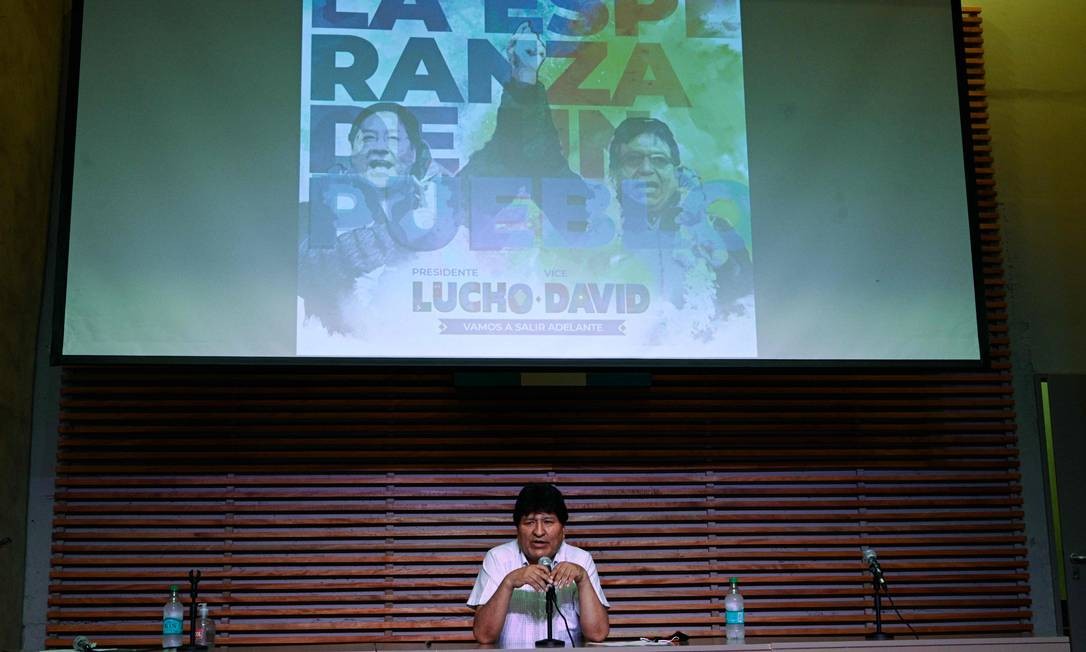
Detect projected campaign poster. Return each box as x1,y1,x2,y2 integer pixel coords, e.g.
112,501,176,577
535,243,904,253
297,0,754,359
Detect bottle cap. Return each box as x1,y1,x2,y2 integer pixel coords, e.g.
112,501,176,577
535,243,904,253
198,603,209,616
730,577,739,583
169,584,179,592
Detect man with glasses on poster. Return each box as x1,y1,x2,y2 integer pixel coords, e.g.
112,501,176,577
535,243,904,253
608,116,754,330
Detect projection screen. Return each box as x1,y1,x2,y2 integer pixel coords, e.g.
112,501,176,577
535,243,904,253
55,0,982,363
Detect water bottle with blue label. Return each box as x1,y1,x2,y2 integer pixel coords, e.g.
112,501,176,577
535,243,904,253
724,576,745,641
162,584,183,649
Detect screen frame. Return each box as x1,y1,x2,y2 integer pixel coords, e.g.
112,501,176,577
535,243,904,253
48,0,989,370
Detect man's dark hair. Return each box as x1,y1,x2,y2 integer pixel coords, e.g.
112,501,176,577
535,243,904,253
347,102,432,179
607,116,681,182
513,483,569,525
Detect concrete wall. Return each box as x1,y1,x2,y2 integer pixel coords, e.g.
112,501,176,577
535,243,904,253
975,3,1086,373
973,0,1086,635
1,1,65,650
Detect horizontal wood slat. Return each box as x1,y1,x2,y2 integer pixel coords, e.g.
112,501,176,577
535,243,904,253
46,7,1029,649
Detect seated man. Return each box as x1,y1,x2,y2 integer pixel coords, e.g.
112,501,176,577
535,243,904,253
468,484,609,647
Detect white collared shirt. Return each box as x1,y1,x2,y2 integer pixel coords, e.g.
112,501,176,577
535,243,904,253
467,540,609,648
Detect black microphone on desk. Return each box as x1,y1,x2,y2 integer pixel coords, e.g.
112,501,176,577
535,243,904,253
862,547,888,587
535,556,564,648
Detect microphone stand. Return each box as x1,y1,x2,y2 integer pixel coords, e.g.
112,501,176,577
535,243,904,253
866,572,893,641
179,569,208,651
535,584,565,648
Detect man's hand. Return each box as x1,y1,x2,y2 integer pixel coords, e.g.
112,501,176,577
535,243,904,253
551,561,588,589
502,563,553,592
507,22,546,85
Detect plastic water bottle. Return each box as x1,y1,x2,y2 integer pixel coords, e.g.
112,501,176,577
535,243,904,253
195,602,216,648
724,576,745,641
162,584,184,648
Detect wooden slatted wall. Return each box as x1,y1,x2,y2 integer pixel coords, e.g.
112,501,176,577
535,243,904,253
46,7,1027,648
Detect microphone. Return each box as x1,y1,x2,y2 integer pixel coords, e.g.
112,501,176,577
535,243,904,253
862,547,888,587
538,556,557,602
538,556,557,609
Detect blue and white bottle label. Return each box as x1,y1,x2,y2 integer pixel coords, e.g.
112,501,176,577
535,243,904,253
163,617,183,635
726,610,744,625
